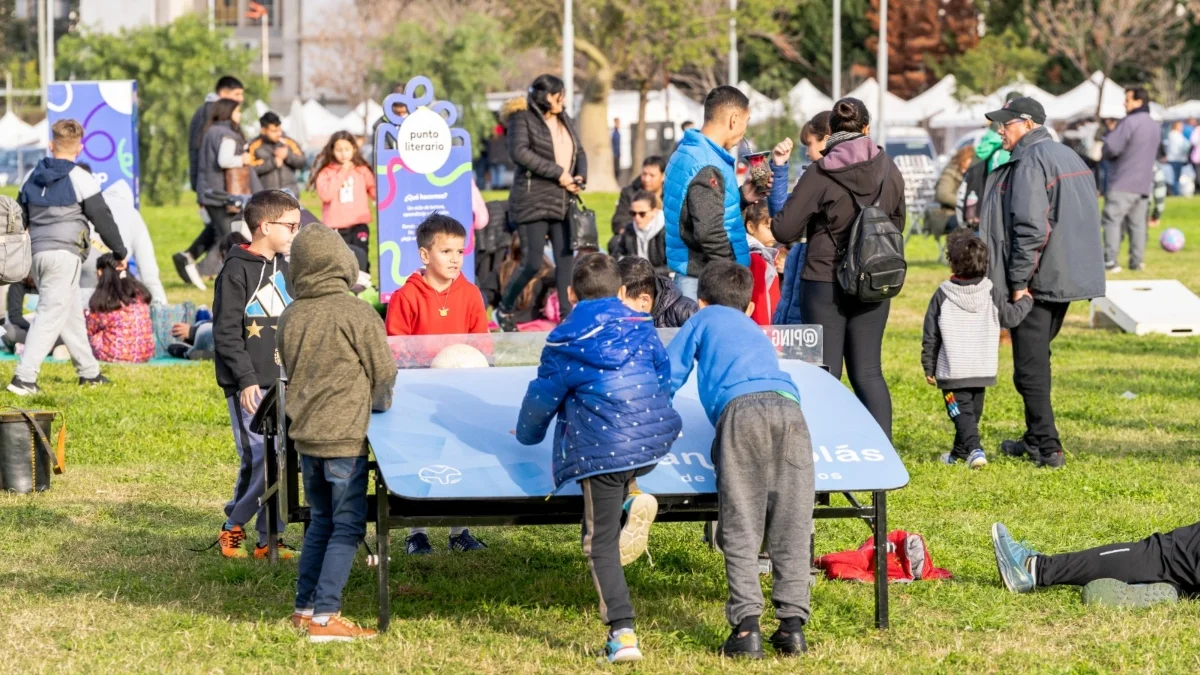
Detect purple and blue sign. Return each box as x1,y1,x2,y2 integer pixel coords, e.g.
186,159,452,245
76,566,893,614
47,81,139,207
374,76,475,303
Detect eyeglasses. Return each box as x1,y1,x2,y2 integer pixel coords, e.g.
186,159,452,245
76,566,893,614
267,221,302,233
630,210,650,218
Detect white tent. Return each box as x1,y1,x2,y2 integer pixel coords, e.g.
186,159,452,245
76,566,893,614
906,75,959,120
0,111,39,148
607,85,706,169
1056,72,1134,121
28,118,47,148
991,80,1059,107
282,99,308,148
845,78,921,126
1166,100,1200,120
787,78,834,125
341,99,384,137
738,81,785,122
927,95,1001,130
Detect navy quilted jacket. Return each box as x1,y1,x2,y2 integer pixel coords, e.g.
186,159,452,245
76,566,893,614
516,297,682,487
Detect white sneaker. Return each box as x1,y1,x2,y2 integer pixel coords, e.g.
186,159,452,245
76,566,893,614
1106,265,1123,274
619,491,657,566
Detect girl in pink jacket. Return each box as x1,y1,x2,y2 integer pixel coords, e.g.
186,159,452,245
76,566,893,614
311,131,376,278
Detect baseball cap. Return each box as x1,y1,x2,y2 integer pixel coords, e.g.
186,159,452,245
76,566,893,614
985,97,1046,125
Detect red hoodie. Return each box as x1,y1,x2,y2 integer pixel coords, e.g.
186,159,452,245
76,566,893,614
749,252,780,326
385,271,489,336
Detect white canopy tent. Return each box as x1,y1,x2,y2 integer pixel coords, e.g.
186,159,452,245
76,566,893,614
1166,100,1200,121
341,99,385,138
606,85,706,169
1055,72,1147,121
906,75,958,120
787,78,834,126
845,78,922,126
0,111,39,148
738,81,785,122
282,99,308,148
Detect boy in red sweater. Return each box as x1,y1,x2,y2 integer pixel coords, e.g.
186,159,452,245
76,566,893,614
384,214,489,555
742,202,781,326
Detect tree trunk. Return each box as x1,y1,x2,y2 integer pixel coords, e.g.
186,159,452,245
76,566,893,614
631,80,650,181
574,39,620,194
1095,72,1107,121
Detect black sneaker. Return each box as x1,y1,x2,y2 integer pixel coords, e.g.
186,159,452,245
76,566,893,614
173,251,206,291
449,529,488,552
768,626,807,656
7,377,39,396
405,532,434,555
493,307,516,333
1035,451,1065,469
166,343,190,359
79,374,111,387
1000,439,1036,461
719,629,764,659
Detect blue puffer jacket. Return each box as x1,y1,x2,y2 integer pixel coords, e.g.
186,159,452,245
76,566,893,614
663,129,748,276
516,297,682,487
773,242,807,325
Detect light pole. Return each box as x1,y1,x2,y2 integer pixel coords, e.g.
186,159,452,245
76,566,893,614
832,0,842,100
875,0,887,145
563,0,574,115
728,0,738,85
45,0,55,94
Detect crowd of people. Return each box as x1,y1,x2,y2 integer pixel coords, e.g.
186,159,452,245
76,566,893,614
8,67,1196,659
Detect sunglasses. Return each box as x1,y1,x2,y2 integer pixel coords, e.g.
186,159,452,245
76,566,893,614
266,221,302,233
630,210,650,218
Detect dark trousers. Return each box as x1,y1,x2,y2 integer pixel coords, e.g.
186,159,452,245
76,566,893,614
801,280,892,440
943,388,986,459
338,224,371,273
580,466,653,629
1010,300,1069,456
224,397,282,543
500,219,574,318
190,206,236,277
1038,520,1200,594
295,454,369,615
713,393,815,627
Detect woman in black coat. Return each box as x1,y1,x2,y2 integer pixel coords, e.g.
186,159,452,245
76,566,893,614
495,74,588,330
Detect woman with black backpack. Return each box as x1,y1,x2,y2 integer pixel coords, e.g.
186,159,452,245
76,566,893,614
770,97,906,439
493,74,588,331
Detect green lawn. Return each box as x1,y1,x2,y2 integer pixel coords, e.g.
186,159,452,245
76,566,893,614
2,186,1200,673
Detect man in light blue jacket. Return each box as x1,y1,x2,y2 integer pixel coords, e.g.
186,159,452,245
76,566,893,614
1101,86,1160,273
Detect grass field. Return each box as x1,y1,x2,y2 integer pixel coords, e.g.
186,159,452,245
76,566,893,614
1,185,1199,673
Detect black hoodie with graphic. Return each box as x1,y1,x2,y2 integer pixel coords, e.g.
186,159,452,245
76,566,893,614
212,244,293,397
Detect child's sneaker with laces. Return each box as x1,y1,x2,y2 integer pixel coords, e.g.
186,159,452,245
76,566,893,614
254,539,299,560
218,524,248,558
967,449,988,469
290,610,312,630
405,532,434,555
940,452,965,466
619,491,657,566
308,614,376,643
605,628,643,663
449,529,488,552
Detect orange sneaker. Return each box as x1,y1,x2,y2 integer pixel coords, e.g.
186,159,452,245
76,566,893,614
254,540,298,560
290,612,312,630
219,525,248,558
308,614,377,643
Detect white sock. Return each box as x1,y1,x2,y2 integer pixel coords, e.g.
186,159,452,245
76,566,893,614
312,613,333,626
294,608,313,617
450,526,466,537
409,527,427,536
1027,555,1038,586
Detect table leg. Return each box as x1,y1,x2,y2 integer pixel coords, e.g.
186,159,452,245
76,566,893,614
873,490,888,629
376,470,390,633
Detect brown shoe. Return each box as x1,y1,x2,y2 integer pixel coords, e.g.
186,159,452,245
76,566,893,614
219,525,248,558
290,612,312,630
308,614,377,643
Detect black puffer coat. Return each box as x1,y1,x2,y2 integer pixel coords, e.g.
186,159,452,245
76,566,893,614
506,102,588,225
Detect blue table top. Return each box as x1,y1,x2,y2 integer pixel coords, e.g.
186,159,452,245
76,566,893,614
369,360,908,499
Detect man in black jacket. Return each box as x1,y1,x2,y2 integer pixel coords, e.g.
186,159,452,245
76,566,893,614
189,76,244,193
979,97,1105,469
609,156,666,252
247,112,307,197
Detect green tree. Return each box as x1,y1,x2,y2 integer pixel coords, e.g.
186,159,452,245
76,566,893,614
371,14,512,158
57,15,261,205
936,29,1047,99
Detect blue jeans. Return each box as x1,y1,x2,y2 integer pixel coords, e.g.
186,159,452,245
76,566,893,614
295,454,369,614
674,274,698,302
188,322,214,358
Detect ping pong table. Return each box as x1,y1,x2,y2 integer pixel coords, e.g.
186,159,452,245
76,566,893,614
260,327,909,632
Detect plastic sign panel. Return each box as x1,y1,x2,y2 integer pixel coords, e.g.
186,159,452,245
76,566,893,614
374,76,475,303
47,81,140,207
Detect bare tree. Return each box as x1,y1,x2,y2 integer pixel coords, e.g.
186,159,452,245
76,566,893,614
1151,53,1194,107
1029,0,1190,117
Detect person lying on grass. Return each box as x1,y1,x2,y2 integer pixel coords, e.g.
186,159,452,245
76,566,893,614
992,521,1197,607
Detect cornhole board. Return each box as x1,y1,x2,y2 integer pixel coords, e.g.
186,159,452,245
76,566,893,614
1090,280,1200,337
266,328,909,632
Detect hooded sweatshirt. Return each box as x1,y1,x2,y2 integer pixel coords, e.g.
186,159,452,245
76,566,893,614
747,234,780,326
385,271,489,336
18,158,127,260
278,224,397,458
650,274,698,328
212,242,293,397
769,135,906,283
920,277,1033,389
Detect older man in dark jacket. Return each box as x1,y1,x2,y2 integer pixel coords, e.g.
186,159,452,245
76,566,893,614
979,97,1105,469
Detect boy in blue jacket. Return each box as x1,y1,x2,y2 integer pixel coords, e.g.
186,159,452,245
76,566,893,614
667,259,815,659
516,253,682,664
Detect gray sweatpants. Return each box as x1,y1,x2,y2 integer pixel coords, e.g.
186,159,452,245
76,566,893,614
1102,191,1148,270
15,250,100,383
225,396,283,544
712,392,815,627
